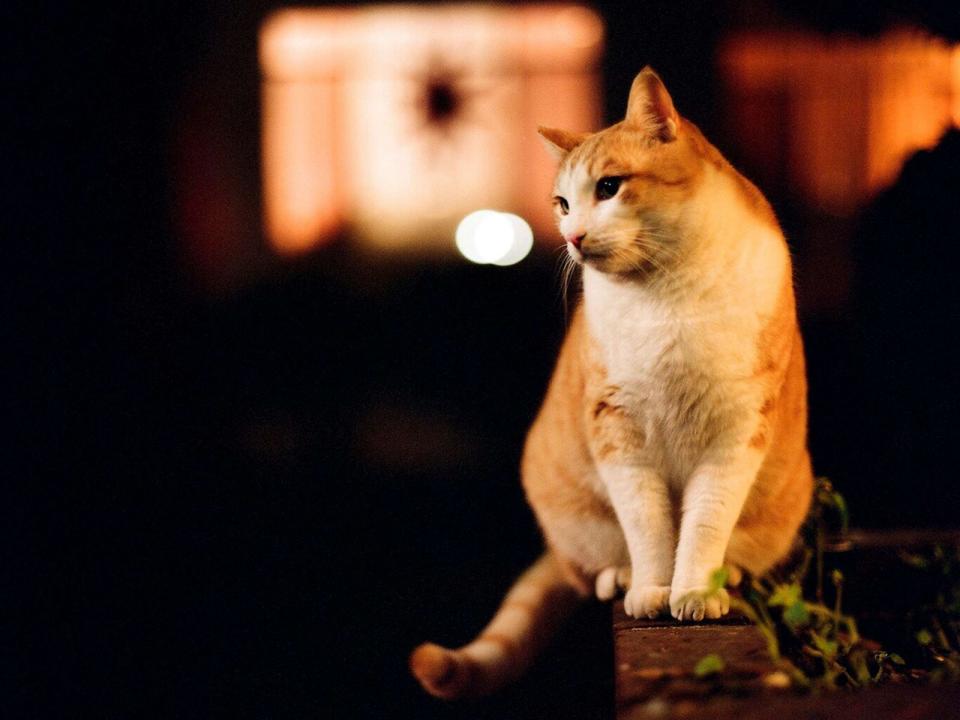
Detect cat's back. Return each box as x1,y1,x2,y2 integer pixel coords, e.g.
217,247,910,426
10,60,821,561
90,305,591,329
522,305,595,490
521,305,623,576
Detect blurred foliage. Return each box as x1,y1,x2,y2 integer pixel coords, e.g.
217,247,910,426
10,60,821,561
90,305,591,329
693,653,725,678
898,544,960,681
701,478,945,690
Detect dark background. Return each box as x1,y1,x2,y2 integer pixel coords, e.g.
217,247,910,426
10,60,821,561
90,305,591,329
12,1,960,718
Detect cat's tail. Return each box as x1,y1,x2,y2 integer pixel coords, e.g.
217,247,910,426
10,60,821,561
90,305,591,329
409,552,582,700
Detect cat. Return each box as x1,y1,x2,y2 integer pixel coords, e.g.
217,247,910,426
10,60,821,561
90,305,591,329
410,67,813,700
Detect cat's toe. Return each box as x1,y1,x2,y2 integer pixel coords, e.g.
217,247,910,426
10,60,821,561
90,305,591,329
670,587,729,622
623,585,671,619
596,566,631,601
595,567,618,601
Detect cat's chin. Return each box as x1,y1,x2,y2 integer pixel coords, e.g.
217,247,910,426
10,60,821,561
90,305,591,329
576,253,615,273
578,253,651,278
567,242,653,276
566,243,585,264
568,246,610,268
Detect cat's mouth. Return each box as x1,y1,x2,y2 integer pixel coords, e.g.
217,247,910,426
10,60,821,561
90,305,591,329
568,242,611,267
567,242,602,262
569,241,655,276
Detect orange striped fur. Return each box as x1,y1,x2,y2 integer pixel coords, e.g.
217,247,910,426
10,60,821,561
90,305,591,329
410,67,813,699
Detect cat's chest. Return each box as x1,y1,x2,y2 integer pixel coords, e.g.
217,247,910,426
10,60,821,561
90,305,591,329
588,299,759,480
586,292,756,391
601,320,692,387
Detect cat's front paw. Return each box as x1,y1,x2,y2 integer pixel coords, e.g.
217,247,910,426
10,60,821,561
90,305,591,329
623,585,671,619
669,586,729,621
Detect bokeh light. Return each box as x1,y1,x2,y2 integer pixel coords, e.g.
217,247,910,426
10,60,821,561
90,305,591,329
455,210,534,266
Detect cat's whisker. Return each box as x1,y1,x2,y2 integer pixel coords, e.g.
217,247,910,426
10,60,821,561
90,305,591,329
560,254,581,319
553,252,573,311
551,246,574,294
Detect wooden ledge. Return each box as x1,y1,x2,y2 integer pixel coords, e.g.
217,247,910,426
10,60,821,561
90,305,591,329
614,600,960,720
614,602,773,719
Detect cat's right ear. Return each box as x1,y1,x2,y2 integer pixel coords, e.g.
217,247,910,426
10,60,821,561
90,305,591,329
625,67,679,142
537,126,589,161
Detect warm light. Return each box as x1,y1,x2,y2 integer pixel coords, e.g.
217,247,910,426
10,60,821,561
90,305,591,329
720,29,960,215
952,45,960,127
456,210,533,266
554,6,604,49
259,5,603,256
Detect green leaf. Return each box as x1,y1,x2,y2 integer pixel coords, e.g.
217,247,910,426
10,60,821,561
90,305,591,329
768,583,801,607
854,654,872,685
708,567,729,593
783,599,810,628
811,634,838,659
694,653,725,678
916,629,933,645
889,653,906,665
831,492,849,531
831,569,844,586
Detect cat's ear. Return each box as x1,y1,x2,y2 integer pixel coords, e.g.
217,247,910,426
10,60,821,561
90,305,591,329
625,67,679,142
537,126,589,161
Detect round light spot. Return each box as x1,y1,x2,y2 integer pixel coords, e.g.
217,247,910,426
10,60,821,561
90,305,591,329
455,210,533,266
493,213,533,266
456,210,497,263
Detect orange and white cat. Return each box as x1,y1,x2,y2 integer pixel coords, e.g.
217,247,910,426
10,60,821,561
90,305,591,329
411,67,813,699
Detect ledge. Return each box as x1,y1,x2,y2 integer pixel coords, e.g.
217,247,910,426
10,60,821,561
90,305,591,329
614,526,960,719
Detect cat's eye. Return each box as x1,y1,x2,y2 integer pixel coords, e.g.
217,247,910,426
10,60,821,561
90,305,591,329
595,176,623,201
554,196,569,215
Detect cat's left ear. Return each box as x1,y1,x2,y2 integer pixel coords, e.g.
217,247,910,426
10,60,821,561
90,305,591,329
625,67,679,142
537,126,589,161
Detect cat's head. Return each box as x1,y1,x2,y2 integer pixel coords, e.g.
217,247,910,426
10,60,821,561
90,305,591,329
539,67,709,276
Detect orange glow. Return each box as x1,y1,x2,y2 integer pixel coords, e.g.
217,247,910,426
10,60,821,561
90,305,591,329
950,45,960,128
720,29,960,215
261,81,341,254
259,5,603,256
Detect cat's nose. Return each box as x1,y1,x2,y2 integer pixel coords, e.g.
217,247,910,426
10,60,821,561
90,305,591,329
564,232,586,249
